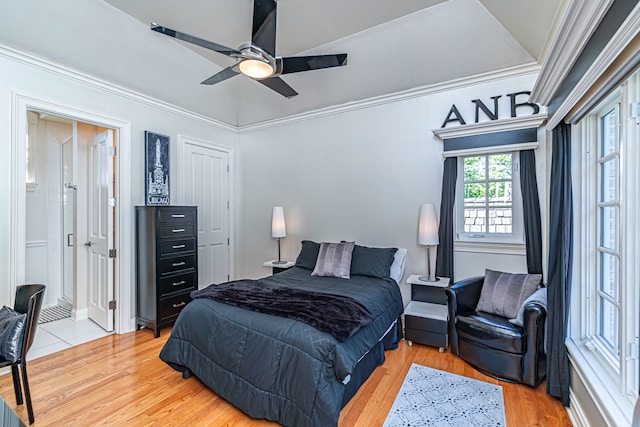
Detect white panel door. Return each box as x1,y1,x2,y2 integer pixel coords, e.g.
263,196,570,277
182,141,229,288
86,130,114,331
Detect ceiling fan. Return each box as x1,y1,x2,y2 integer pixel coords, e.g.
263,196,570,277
151,0,348,98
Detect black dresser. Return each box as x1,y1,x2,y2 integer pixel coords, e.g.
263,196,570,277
135,205,198,337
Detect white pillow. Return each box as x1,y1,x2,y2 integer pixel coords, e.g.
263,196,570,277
390,248,407,284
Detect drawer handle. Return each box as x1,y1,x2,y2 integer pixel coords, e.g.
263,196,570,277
172,228,185,233
172,280,186,286
172,302,187,308
172,262,186,267
172,214,185,218
172,244,186,249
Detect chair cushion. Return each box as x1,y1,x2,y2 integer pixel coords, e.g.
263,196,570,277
456,311,524,354
0,306,26,363
476,269,541,319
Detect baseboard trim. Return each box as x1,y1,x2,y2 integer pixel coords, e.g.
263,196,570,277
72,308,89,321
568,388,591,427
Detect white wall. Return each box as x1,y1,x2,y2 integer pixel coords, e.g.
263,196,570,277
0,43,545,326
0,48,239,331
238,72,544,305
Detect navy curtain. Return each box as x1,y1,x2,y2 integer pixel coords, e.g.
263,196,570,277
546,122,573,406
436,157,457,281
520,150,543,275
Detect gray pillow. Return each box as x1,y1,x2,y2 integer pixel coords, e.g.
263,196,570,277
311,242,355,279
509,287,547,326
350,245,397,280
295,240,320,270
0,306,26,363
476,269,541,319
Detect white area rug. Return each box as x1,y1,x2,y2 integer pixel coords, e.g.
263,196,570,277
382,363,506,427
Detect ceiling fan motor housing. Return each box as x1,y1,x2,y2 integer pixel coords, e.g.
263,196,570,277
236,43,277,78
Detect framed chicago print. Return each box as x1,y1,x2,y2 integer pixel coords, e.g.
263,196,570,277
145,131,170,205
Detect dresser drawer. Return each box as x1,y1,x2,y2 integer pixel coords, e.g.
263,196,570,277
159,238,196,256
158,254,196,275
405,328,448,349
159,292,191,321
158,208,197,224
159,271,196,295
411,284,447,305
159,224,195,239
405,314,448,334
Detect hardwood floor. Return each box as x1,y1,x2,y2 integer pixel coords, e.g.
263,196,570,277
0,330,572,426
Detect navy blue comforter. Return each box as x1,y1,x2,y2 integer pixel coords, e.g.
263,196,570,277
159,267,403,427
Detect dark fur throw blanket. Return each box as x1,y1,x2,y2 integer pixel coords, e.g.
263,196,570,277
191,280,375,341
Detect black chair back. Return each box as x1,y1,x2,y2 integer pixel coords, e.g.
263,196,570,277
14,284,46,359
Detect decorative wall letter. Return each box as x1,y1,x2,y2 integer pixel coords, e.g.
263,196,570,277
507,91,540,117
472,95,501,122
441,104,467,128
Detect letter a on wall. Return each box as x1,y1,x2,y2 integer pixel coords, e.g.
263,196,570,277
441,104,466,128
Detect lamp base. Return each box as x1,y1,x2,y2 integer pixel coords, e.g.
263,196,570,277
272,260,287,265
418,275,439,282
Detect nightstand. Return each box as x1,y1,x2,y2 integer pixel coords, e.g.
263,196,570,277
404,275,451,352
262,260,295,274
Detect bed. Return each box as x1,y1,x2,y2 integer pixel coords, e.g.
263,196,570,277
159,241,405,427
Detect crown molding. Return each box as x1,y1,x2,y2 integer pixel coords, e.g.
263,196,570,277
432,114,548,140
0,43,237,132
529,0,614,105
548,3,640,129
238,63,541,132
1,42,541,134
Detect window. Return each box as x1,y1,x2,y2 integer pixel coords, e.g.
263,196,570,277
455,151,524,251
596,103,621,357
462,153,514,234
570,71,640,425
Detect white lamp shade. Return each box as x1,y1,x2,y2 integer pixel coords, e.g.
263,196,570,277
418,203,439,246
271,206,286,238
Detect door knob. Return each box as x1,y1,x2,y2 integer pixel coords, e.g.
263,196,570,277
84,241,94,247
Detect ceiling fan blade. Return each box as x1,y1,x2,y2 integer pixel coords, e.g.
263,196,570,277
151,23,240,57
257,77,298,98
251,0,277,56
278,54,348,75
201,66,240,85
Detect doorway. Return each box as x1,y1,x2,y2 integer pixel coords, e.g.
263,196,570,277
25,111,116,333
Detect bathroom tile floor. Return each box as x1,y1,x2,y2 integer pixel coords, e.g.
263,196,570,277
0,318,111,377
28,318,112,361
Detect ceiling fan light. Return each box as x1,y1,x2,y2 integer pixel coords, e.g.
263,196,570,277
238,59,274,79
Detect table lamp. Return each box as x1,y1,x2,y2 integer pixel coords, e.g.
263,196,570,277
418,203,439,282
272,206,287,264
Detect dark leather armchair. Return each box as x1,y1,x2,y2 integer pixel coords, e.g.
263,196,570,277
445,276,546,386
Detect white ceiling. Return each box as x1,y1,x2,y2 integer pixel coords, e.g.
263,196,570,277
0,0,564,127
